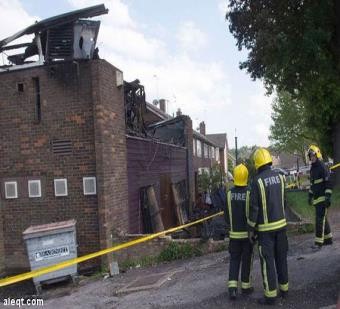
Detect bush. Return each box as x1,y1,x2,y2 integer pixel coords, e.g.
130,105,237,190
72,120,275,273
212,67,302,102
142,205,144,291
157,242,202,262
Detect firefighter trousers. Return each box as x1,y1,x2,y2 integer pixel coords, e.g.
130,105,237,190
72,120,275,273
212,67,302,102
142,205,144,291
315,204,332,245
228,239,253,290
258,229,288,298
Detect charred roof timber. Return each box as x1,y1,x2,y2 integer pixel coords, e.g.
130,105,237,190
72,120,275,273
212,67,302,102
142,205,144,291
124,79,147,137
0,4,108,72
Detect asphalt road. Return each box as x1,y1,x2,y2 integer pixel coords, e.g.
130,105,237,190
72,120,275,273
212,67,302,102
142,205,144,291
1,210,340,309
39,220,340,308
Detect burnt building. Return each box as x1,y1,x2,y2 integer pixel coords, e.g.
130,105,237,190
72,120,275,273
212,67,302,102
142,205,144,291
0,4,228,276
0,5,131,275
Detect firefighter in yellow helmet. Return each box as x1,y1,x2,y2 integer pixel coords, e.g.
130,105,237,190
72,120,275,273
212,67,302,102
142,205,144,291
248,148,288,305
307,145,333,248
224,164,253,300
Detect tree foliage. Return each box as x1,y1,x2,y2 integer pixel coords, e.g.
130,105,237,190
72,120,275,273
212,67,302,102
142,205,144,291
269,91,316,162
227,0,340,156
197,164,225,193
230,146,257,179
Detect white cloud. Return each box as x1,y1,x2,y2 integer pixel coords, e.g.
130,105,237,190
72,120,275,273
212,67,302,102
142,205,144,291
255,123,270,146
0,0,38,48
0,0,39,64
0,0,37,38
176,21,208,51
218,0,229,18
246,89,274,146
69,0,134,28
68,0,232,120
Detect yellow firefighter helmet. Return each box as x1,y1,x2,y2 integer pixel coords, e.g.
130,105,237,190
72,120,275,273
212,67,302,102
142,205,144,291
308,144,322,159
233,164,249,186
253,148,273,170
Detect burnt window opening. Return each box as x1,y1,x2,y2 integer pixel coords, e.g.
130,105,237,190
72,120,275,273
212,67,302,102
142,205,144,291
33,77,41,123
17,83,24,92
79,36,83,49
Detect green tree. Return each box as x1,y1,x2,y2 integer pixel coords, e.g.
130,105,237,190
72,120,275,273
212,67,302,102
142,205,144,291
269,91,316,164
227,158,234,173
230,146,257,163
226,0,340,185
197,164,225,193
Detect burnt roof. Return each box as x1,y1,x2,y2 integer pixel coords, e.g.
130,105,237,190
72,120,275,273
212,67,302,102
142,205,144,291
0,4,108,49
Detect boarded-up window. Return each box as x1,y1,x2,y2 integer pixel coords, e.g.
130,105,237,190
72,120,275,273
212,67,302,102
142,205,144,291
172,180,189,225
140,186,164,233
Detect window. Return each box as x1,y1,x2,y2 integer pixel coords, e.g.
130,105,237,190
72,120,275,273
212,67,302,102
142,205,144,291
197,140,202,157
216,148,220,161
28,180,41,198
33,77,41,122
83,177,97,195
212,146,215,159
54,179,68,197
204,144,209,158
17,83,24,92
5,181,18,199
193,139,196,156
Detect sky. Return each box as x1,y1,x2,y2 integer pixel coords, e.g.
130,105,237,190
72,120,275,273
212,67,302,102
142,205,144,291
0,0,273,147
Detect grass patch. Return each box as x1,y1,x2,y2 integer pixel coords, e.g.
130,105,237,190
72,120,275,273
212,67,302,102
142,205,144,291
119,242,203,271
287,188,340,221
157,242,202,262
120,256,158,270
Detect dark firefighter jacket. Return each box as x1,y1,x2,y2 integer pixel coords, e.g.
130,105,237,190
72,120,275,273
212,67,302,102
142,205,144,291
225,186,250,239
309,159,333,205
248,165,287,232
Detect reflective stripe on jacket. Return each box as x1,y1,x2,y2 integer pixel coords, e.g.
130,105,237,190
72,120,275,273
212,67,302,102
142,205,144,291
310,159,333,206
248,165,287,232
225,186,250,239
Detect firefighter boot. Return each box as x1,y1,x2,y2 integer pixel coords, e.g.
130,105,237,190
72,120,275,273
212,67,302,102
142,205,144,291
257,296,276,306
229,288,237,300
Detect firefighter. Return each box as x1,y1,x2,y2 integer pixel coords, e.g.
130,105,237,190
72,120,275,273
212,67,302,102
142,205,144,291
225,163,254,300
248,148,288,305
307,145,333,248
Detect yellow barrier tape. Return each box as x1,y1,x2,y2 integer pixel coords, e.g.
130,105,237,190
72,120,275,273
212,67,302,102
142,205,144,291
286,183,297,189
330,163,340,170
0,211,224,288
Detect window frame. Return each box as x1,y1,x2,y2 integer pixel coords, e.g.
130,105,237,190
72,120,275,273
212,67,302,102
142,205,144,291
4,181,18,199
28,180,42,198
83,177,97,195
54,178,68,197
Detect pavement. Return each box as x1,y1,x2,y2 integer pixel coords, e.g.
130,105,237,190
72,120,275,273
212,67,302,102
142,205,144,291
1,209,340,309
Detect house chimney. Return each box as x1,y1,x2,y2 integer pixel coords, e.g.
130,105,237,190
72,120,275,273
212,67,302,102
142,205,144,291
199,121,206,135
159,99,166,113
176,108,182,117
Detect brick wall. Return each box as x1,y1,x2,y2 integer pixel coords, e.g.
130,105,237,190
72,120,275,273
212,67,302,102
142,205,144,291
193,156,216,171
0,60,129,274
0,208,4,275
0,62,102,273
91,60,129,265
183,117,195,215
